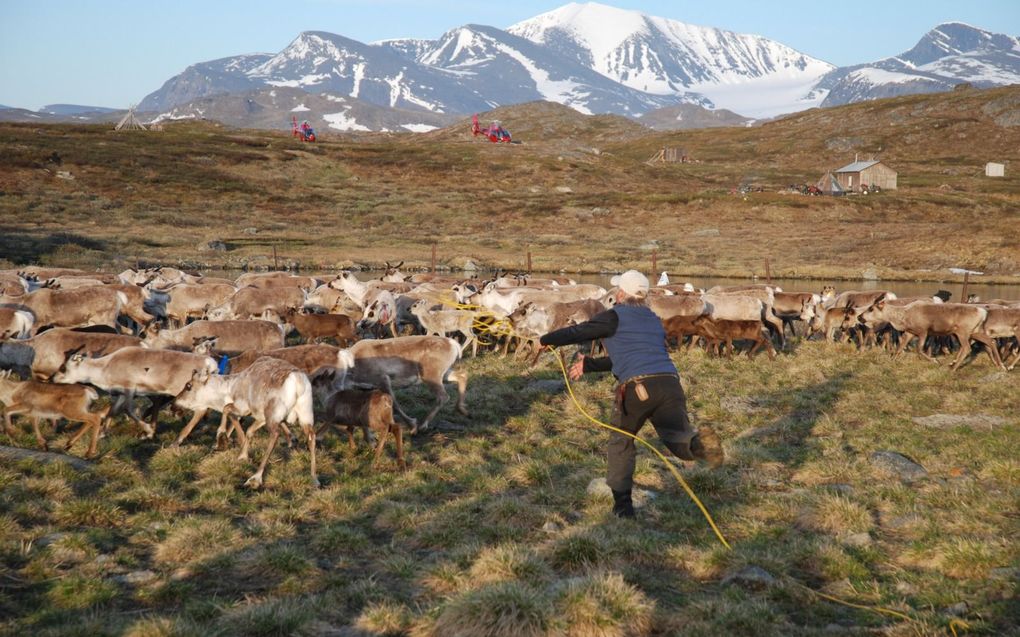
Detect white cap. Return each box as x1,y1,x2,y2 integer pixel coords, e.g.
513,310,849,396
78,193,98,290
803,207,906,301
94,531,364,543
610,270,650,298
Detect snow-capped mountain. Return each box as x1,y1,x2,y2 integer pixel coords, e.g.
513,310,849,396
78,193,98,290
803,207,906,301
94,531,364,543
385,24,703,115
135,3,1020,131
507,2,834,118
243,31,490,114
139,54,271,112
816,23,1020,107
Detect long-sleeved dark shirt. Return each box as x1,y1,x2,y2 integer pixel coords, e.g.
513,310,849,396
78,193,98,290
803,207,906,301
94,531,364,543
539,309,617,373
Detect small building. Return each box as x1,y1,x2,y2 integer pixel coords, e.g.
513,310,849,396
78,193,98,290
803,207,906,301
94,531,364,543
833,159,897,191
985,162,1005,177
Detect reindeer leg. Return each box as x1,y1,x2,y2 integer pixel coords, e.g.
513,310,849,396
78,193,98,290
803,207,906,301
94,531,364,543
417,380,450,433
392,424,406,471
371,426,390,467
306,424,319,488
245,420,279,489
30,417,48,451
446,369,469,416
966,332,1003,371
172,408,207,447
238,418,265,461
2,408,15,438
380,375,418,433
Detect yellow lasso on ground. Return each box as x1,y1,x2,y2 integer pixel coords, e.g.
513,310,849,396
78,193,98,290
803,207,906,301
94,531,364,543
550,347,731,549
547,345,957,636
433,302,960,634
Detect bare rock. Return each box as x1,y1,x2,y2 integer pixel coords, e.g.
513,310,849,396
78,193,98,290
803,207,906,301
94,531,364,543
693,228,720,237
242,227,258,235
722,565,776,590
542,521,561,534
870,451,927,482
841,533,873,548
942,602,968,617
527,379,565,394
116,570,158,586
911,414,1010,430
586,478,613,498
555,186,573,194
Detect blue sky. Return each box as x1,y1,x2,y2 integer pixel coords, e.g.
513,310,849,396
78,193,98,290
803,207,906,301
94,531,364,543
1,0,1017,110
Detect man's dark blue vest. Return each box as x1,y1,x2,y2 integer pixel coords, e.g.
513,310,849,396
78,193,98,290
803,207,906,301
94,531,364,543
602,304,677,383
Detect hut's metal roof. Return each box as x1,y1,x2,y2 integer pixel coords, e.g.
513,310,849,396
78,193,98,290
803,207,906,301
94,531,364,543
835,160,881,173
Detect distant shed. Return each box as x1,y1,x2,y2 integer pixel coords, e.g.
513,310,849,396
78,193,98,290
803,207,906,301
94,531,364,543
985,162,1005,177
834,160,897,191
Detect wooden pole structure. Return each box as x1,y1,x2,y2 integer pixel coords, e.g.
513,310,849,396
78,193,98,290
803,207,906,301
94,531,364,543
273,245,279,271
765,257,772,284
961,271,970,301
527,249,532,273
431,243,437,273
652,248,658,275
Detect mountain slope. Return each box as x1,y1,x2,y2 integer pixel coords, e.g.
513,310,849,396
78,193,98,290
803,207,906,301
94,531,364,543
402,24,702,115
148,86,458,133
817,23,1020,107
637,103,752,130
508,1,834,117
138,54,271,112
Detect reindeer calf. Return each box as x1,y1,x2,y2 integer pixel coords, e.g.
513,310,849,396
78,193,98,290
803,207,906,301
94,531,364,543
693,316,777,360
322,389,406,470
284,308,358,345
0,370,109,457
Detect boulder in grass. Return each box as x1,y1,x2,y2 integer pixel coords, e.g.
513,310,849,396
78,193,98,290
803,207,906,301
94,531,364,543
870,451,927,482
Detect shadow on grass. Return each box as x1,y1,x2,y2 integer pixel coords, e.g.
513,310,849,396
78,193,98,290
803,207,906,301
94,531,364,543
0,228,107,265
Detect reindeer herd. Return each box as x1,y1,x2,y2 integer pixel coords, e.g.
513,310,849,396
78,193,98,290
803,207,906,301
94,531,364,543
0,264,1018,486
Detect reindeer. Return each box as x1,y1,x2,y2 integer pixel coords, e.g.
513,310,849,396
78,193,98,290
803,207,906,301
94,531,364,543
52,346,218,438
321,388,406,470
381,261,406,283
176,357,318,488
0,370,110,457
346,336,468,434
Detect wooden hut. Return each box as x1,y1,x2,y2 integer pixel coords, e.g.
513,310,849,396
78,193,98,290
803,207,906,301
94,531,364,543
833,160,897,191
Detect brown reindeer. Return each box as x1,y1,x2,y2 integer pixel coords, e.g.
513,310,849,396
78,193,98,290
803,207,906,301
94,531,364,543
322,389,406,470
0,370,110,457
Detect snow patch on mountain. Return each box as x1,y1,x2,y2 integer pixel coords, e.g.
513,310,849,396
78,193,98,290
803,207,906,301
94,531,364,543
324,109,371,131
401,123,438,132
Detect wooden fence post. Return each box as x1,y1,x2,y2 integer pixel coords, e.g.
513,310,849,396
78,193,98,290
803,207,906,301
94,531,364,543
962,271,970,301
527,249,532,273
273,245,279,271
652,248,658,275
765,257,772,284
431,243,437,273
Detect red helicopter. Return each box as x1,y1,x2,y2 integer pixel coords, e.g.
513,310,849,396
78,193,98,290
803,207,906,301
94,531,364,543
292,115,316,142
472,114,511,143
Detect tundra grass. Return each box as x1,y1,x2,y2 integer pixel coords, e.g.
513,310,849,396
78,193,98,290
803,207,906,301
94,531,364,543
1,340,1017,636
1,86,1019,281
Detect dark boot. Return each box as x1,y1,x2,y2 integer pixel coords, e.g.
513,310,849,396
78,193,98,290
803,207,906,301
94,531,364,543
611,488,635,518
691,425,724,468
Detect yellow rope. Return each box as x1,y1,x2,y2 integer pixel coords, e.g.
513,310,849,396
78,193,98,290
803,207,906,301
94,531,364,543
549,345,945,636
431,300,952,634
551,347,731,549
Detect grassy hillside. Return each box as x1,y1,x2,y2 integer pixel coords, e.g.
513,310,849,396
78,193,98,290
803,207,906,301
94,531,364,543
1,343,1017,636
0,88,1018,281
